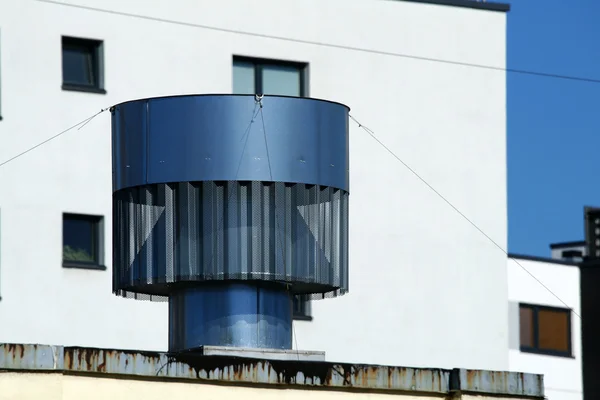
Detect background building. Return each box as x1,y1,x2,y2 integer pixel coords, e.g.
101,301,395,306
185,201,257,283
502,205,600,400
507,252,582,400
0,0,509,375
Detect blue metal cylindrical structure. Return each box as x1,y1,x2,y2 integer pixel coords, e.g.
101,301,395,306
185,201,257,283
111,94,349,352
112,95,349,192
169,283,292,351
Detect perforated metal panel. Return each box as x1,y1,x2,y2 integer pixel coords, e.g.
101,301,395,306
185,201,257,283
113,181,349,300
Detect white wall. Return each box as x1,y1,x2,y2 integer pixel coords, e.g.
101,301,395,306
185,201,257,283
0,372,537,400
0,0,508,371
507,257,582,400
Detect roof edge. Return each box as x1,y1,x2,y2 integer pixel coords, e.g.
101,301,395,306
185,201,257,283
396,0,510,12
0,343,543,398
549,240,585,249
508,253,581,267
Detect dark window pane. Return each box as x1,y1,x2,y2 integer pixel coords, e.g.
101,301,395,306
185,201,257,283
519,306,534,347
293,296,311,318
63,217,96,263
62,45,94,86
262,64,301,96
538,309,570,353
293,296,302,314
232,61,255,94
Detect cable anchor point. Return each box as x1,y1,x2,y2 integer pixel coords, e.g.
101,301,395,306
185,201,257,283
255,94,264,108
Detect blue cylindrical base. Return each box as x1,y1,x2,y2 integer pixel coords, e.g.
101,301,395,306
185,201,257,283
168,283,293,352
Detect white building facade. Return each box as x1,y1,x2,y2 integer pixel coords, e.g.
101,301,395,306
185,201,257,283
507,251,583,400
0,0,509,373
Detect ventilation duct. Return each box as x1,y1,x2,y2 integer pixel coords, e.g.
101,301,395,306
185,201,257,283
111,94,350,353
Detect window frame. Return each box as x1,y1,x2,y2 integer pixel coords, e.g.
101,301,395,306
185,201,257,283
232,56,308,97
62,213,106,270
293,295,313,321
519,302,573,358
61,36,106,94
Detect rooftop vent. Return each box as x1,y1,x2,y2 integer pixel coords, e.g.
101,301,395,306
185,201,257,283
111,94,350,354
561,249,583,261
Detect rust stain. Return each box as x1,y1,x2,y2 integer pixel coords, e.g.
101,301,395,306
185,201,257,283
0,344,544,398
234,363,242,380
2,343,434,391
98,352,106,373
76,349,83,367
7,344,25,360
84,349,93,370
369,365,377,385
65,350,72,370
4,344,14,359
520,372,525,388
466,369,477,389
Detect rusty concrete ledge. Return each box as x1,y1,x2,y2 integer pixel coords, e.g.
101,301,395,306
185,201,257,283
0,343,543,398
450,368,544,398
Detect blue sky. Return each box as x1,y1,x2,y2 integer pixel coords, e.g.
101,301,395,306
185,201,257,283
507,0,600,256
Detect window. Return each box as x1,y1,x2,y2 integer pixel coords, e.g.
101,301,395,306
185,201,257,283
61,36,105,94
232,56,306,97
293,296,312,321
63,213,105,269
519,303,572,357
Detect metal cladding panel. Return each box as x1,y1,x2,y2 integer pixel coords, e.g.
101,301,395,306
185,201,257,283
168,284,292,352
111,95,350,192
113,181,349,300
111,95,350,302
